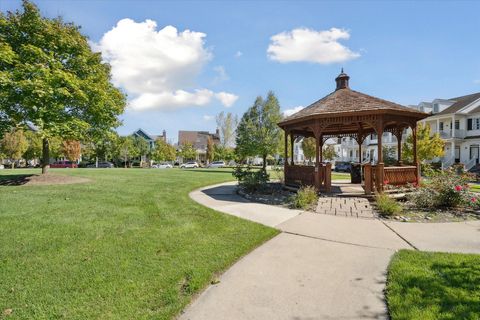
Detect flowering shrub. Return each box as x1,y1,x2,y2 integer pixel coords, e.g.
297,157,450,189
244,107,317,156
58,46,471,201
407,168,476,209
291,185,318,209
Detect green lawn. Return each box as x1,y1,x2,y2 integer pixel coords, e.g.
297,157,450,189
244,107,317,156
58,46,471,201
0,168,278,319
387,250,480,320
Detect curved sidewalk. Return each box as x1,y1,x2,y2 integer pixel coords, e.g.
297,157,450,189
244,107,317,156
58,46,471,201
181,182,480,320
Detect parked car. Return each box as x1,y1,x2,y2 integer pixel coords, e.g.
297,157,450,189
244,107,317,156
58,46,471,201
180,161,199,169
87,161,115,168
152,162,172,169
208,161,225,168
50,161,77,168
334,161,351,173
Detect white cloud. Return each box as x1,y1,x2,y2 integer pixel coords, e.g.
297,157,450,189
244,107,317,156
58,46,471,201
235,51,243,58
474,79,480,84
213,65,229,84
203,115,214,121
267,27,360,64
94,18,237,110
283,106,304,117
215,92,238,107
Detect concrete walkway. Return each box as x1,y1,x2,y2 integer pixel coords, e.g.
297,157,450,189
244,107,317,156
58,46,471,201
181,182,480,320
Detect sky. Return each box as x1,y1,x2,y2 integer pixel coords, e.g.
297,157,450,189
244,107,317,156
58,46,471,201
2,0,480,143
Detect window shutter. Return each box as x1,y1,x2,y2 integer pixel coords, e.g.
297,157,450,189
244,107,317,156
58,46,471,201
468,119,473,131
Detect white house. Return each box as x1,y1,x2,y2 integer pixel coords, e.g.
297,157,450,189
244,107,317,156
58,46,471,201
412,92,480,170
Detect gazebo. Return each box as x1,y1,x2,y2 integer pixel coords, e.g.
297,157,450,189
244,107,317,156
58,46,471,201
278,70,429,194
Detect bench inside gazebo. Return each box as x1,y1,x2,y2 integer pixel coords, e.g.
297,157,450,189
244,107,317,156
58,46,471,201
278,70,429,195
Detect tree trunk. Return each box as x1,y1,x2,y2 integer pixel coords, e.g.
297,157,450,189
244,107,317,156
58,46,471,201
11,162,14,170
262,154,267,171
95,156,98,168
41,138,50,174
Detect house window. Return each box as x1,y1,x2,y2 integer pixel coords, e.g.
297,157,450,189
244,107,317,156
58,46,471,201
470,118,480,130
433,103,439,113
468,119,473,130
455,120,460,130
439,122,444,131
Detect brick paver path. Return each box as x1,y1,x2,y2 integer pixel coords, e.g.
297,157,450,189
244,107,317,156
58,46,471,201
316,197,374,218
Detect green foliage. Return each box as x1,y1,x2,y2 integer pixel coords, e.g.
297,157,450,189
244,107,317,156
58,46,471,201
383,146,397,166
232,165,270,193
408,169,474,209
236,91,282,169
387,250,480,320
301,137,316,163
213,144,235,162
152,139,176,162
23,130,42,162
375,193,403,216
292,185,318,209
82,130,119,163
179,142,196,161
206,136,214,163
0,1,126,172
402,123,445,163
216,111,238,148
0,128,28,168
0,168,277,319
117,136,137,167
322,144,338,161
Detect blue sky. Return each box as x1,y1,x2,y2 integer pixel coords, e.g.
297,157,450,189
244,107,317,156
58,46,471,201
2,0,480,143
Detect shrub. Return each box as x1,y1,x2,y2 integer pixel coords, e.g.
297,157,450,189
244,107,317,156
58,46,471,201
233,165,269,193
376,193,403,216
292,185,318,209
408,168,474,209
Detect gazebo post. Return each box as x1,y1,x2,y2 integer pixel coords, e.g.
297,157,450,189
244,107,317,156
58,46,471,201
396,128,403,165
314,133,321,190
290,134,295,165
319,134,324,163
376,122,384,192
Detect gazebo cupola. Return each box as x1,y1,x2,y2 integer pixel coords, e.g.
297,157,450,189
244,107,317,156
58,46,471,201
278,71,429,194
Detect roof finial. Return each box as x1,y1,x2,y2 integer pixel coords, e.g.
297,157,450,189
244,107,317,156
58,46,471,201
341,67,344,73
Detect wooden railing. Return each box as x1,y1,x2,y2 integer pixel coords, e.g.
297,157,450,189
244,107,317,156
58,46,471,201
364,163,419,194
284,164,332,192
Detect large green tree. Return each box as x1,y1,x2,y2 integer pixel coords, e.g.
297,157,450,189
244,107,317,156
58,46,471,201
0,128,28,168
322,144,338,161
23,130,42,164
206,136,214,164
179,142,196,162
0,1,126,173
402,123,445,163
133,136,150,167
236,91,282,170
151,139,176,163
117,136,138,168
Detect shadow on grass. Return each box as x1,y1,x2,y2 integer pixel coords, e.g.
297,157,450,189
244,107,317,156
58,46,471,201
0,174,34,186
185,169,234,174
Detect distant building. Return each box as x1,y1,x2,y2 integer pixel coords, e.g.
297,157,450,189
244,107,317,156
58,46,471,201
131,128,166,150
178,129,220,163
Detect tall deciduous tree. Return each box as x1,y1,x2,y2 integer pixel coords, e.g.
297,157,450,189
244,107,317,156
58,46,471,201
61,140,81,162
180,142,196,162
236,91,282,170
133,136,149,167
322,144,338,161
152,139,176,162
0,129,28,168
23,130,42,164
0,1,126,174
402,123,445,163
117,136,137,168
206,136,214,164
216,111,238,148
301,137,316,163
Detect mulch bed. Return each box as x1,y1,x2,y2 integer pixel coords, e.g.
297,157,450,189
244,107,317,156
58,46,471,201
0,174,91,186
236,183,294,206
382,203,480,223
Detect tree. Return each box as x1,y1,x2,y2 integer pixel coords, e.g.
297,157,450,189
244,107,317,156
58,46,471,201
133,136,150,167
62,140,81,162
180,142,196,161
382,146,397,166
216,111,238,148
236,91,282,170
301,137,316,163
151,139,176,163
0,1,126,174
206,136,214,164
402,123,445,163
0,129,28,168
213,144,235,162
23,130,42,164
117,136,137,168
322,144,338,161
83,130,119,166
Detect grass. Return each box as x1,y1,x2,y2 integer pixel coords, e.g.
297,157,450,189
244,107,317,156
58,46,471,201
0,168,278,319
469,183,480,193
387,250,480,320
